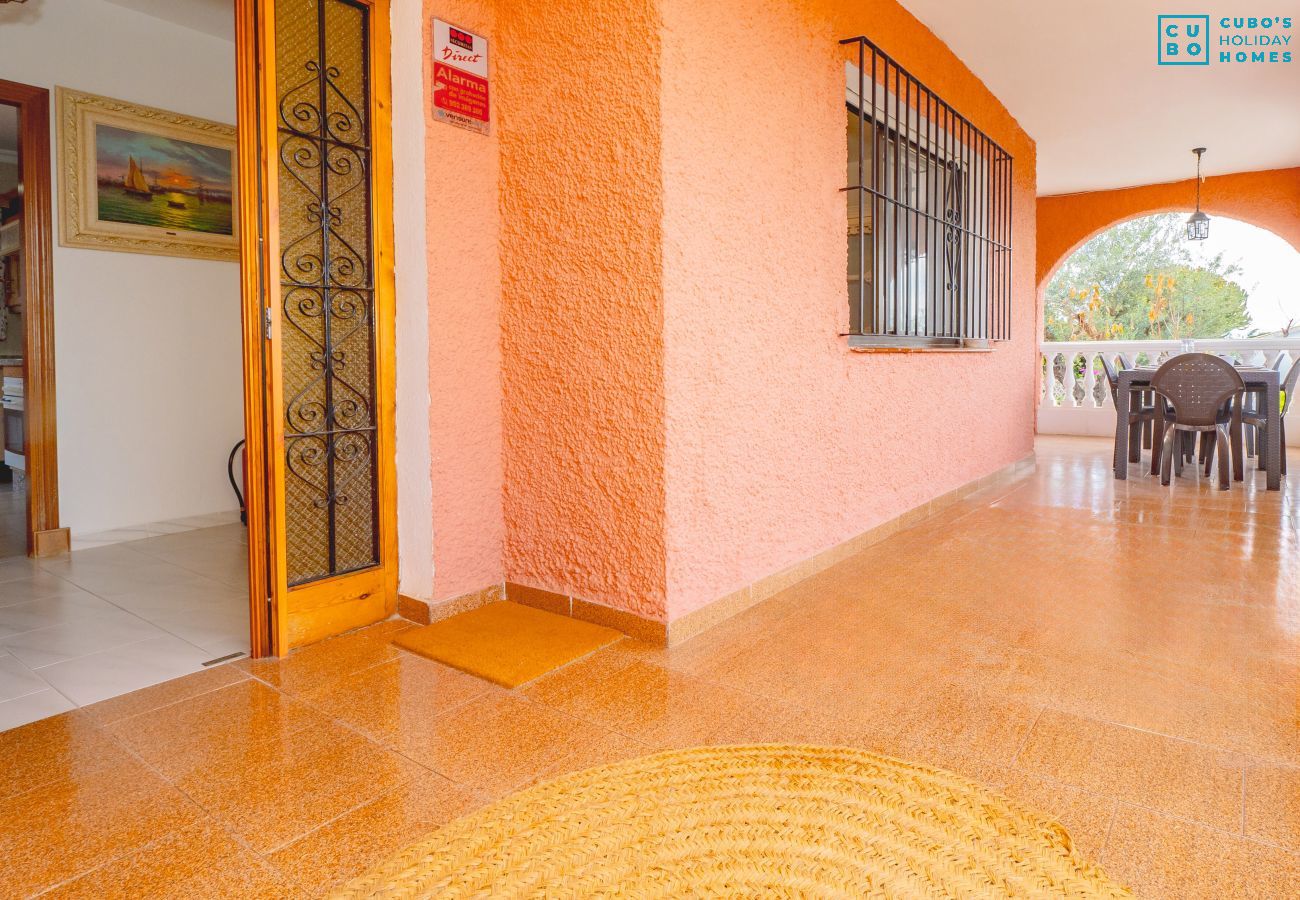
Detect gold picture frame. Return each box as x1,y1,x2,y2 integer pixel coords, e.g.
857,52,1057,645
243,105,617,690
57,87,238,261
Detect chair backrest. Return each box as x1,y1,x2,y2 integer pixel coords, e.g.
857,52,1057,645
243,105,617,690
1282,358,1300,415
1150,353,1244,427
1099,354,1119,405
1117,353,1135,370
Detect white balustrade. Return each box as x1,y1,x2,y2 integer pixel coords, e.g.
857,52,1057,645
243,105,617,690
1038,339,1300,446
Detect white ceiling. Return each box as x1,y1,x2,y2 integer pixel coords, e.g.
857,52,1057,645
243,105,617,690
88,0,1300,196
100,0,233,40
897,0,1300,195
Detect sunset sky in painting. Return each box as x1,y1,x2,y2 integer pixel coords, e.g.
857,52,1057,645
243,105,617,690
95,123,232,190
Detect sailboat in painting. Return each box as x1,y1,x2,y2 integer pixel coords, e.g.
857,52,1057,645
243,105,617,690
123,156,152,198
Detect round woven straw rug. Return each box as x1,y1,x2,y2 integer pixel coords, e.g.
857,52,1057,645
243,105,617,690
332,744,1130,898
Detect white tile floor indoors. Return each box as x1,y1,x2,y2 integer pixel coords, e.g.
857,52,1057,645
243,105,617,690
0,479,25,558
0,511,250,730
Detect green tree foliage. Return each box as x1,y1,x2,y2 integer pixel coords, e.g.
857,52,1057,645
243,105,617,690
1044,214,1251,341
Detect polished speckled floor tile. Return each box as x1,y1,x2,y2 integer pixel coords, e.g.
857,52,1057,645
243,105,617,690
267,774,481,895
0,710,135,800
0,437,1295,894
0,757,201,897
175,720,426,853
1245,762,1300,851
105,677,329,781
400,692,623,797
81,661,250,726
43,820,301,899
1101,804,1300,898
1015,707,1247,831
236,618,412,698
304,653,499,749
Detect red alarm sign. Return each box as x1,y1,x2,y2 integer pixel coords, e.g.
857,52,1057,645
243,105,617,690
432,19,489,135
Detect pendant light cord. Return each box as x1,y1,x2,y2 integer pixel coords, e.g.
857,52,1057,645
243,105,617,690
1195,151,1202,211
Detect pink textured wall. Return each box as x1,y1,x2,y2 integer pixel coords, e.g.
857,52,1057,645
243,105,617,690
423,0,505,602
418,0,1039,624
659,0,1039,619
495,0,669,619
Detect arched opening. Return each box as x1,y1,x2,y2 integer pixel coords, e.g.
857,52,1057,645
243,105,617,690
1038,213,1300,442
1045,213,1300,342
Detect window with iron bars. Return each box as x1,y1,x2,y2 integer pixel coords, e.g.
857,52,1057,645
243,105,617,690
842,36,1013,349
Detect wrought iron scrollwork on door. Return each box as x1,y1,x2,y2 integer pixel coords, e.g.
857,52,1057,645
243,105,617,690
275,0,378,586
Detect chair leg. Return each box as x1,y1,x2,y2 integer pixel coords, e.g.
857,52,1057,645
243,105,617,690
1129,420,1142,463
1204,434,1215,477
1230,407,1244,482
1175,432,1185,476
1282,420,1288,476
1142,418,1153,450
1150,408,1165,475
1216,427,1230,490
1161,425,1176,486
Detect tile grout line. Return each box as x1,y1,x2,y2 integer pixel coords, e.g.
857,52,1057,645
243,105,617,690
77,674,397,895
1007,705,1045,764
77,718,296,896
6,529,251,698
20,715,223,896
1093,802,1120,870
91,665,254,728
1241,763,1248,838
235,650,505,864
1036,700,1294,768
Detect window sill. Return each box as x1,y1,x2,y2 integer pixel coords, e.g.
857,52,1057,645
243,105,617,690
845,335,995,353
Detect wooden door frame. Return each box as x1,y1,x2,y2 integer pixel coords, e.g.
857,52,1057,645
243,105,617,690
0,79,67,558
234,0,274,658
234,0,399,658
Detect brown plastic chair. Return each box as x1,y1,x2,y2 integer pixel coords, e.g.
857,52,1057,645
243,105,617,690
1117,353,1156,450
1242,358,1300,476
1244,354,1287,459
1100,354,1156,464
1150,354,1244,490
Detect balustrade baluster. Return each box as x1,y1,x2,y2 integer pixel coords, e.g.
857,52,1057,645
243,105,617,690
1034,339,1300,441
1082,353,1099,409
1063,353,1079,408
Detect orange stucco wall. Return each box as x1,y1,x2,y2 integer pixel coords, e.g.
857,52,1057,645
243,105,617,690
495,0,669,620
1037,167,1300,290
419,0,1039,624
659,0,1039,619
422,0,504,603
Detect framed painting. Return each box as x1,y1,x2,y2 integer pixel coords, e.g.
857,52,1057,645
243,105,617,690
57,88,238,261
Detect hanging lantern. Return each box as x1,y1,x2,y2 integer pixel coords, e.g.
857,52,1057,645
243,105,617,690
1186,147,1209,241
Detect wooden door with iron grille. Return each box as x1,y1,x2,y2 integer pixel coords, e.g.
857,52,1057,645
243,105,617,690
236,0,397,654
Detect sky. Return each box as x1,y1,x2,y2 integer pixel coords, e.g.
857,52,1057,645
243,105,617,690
1186,216,1300,336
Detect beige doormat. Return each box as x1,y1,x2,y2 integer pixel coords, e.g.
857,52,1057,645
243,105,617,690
392,601,622,688
331,744,1131,898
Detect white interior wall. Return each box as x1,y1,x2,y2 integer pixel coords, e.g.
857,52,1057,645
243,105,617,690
0,0,242,537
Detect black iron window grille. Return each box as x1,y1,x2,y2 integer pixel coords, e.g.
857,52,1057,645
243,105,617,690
841,36,1013,348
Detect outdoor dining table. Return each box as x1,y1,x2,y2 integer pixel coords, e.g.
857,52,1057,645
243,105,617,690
1113,364,1282,491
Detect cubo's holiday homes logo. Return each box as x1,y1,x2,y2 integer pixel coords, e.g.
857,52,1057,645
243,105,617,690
1158,14,1294,65
1158,15,1210,64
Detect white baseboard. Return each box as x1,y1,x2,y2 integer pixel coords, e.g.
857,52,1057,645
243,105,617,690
71,510,243,552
